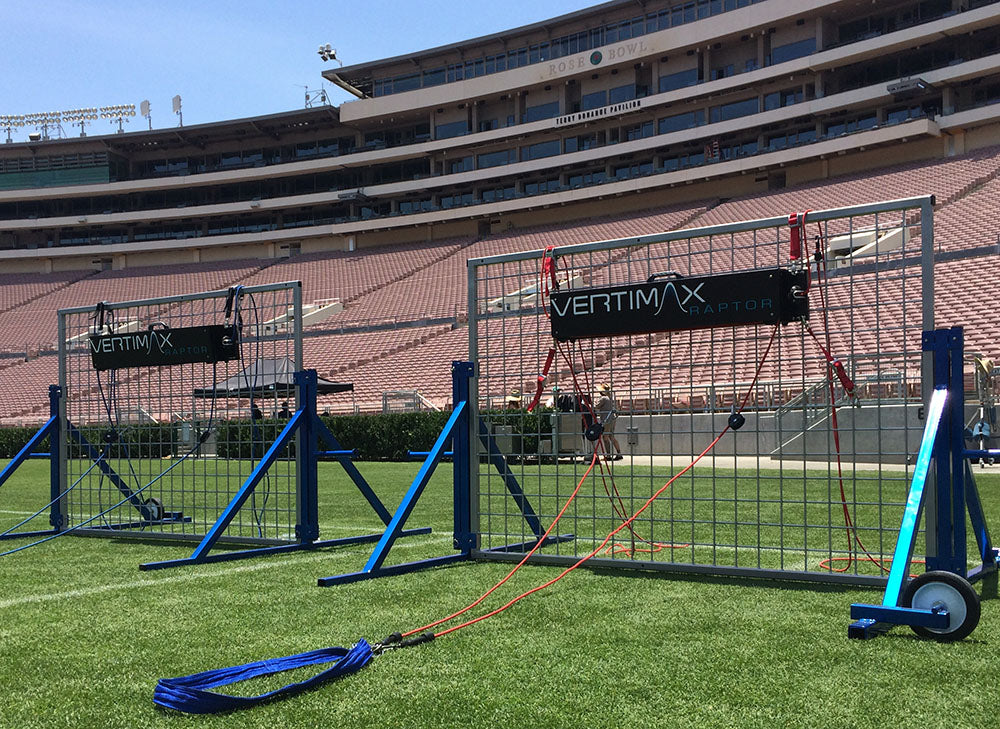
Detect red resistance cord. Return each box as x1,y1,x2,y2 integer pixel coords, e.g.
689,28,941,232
526,246,559,413
790,215,913,575
401,325,779,641
558,338,689,558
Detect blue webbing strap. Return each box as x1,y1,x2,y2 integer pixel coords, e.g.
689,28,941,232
153,639,372,714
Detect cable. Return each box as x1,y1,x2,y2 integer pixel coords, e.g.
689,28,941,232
798,220,893,575
401,320,778,641
424,328,777,640
0,436,208,558
0,448,109,538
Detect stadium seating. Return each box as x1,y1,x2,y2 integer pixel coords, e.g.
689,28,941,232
1,146,998,422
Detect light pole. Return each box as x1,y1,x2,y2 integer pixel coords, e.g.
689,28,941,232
62,108,99,137
100,104,136,133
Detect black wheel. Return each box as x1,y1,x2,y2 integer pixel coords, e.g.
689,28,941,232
142,497,164,521
901,570,980,642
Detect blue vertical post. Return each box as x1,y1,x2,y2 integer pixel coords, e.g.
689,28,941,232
925,327,966,575
926,329,954,572
296,370,320,544
948,327,967,575
452,361,475,554
48,385,64,531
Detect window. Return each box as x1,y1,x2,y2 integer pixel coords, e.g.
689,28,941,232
523,101,560,123
769,37,816,65
825,113,877,136
448,157,474,174
435,120,469,140
481,185,516,202
709,96,759,123
625,121,655,141
658,109,704,134
477,149,517,169
295,142,317,158
523,140,561,160
568,170,607,188
422,67,446,87
659,68,699,93
609,84,637,104
582,90,607,111
565,132,603,153
392,73,421,93
524,178,561,195
710,64,734,81
763,87,804,111
440,192,474,209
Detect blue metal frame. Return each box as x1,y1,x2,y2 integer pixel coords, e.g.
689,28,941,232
0,385,62,541
139,369,428,571
849,327,999,639
67,424,163,521
317,361,569,587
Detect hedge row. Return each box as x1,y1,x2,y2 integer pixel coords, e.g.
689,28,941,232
0,409,555,462
0,426,48,459
0,423,176,459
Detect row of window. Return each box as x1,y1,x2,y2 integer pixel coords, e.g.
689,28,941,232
369,0,765,97
0,152,111,174
0,90,931,223
3,100,947,253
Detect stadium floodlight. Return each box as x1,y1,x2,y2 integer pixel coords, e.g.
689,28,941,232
62,107,98,136
12,109,66,141
318,43,341,66
0,114,26,143
99,103,136,134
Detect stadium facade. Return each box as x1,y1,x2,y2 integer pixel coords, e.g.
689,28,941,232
1,0,999,273
2,0,1000,421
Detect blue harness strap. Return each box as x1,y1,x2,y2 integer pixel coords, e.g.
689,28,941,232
153,639,373,714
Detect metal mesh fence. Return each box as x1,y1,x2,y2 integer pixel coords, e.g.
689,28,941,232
468,197,934,585
57,282,302,545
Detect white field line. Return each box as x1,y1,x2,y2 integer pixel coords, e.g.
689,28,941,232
0,533,454,609
0,509,38,516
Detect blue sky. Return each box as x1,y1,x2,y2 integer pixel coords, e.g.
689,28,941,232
0,0,597,137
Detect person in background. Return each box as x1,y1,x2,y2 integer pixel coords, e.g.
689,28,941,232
595,383,622,461
277,401,292,418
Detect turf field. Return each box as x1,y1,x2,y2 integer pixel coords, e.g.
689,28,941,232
1,458,997,729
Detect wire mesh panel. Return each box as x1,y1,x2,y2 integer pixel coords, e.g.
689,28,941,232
57,282,303,545
468,197,935,585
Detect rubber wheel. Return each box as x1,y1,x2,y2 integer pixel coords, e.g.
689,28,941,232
142,497,164,522
900,570,980,642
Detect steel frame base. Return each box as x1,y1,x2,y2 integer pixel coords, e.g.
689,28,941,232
140,527,432,571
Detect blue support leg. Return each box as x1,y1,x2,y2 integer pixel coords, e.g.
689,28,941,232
67,424,158,520
0,415,57,491
186,411,303,562
849,386,949,639
358,401,466,574
317,363,473,587
477,419,545,541
452,361,475,553
313,417,394,525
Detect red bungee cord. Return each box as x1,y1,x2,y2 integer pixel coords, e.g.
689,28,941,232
790,213,914,575
401,324,780,641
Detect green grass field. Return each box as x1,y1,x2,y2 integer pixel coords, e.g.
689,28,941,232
1,458,998,729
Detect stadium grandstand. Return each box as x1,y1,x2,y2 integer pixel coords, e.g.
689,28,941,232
1,0,999,422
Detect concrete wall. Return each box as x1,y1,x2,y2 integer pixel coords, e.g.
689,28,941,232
554,403,930,463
